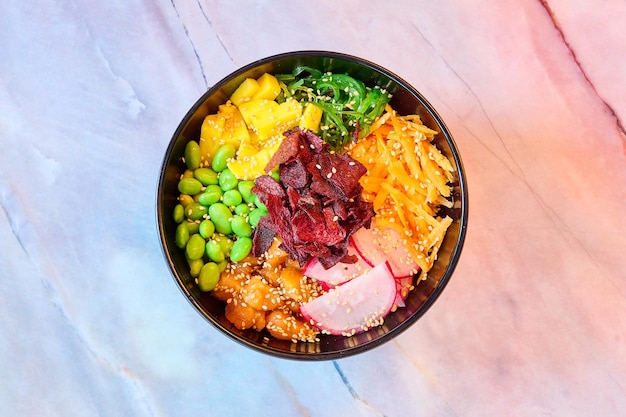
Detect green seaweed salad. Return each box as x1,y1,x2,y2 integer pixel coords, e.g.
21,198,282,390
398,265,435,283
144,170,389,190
275,66,392,152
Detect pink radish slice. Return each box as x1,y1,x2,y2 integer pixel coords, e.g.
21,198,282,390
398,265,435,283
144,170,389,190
303,245,372,288
396,276,414,300
393,275,415,308
300,261,397,336
393,294,405,308
351,226,421,279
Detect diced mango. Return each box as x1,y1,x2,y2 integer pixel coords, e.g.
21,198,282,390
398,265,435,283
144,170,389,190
251,98,302,140
238,99,278,126
251,73,281,101
230,78,260,106
200,103,250,164
221,103,249,146
299,103,323,132
236,140,259,158
199,113,225,164
228,139,282,180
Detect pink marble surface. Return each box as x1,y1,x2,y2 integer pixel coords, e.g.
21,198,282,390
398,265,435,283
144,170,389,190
1,1,624,415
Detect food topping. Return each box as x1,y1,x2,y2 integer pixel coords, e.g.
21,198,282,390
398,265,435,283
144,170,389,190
276,66,391,152
212,240,323,342
300,261,397,336
251,128,374,269
348,106,455,279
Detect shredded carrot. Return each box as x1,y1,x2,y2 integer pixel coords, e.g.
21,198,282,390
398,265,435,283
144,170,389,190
348,105,456,280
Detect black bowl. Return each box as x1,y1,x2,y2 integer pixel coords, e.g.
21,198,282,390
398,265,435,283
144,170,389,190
157,51,468,360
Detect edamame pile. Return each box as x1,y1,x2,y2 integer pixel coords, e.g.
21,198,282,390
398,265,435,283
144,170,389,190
172,141,269,292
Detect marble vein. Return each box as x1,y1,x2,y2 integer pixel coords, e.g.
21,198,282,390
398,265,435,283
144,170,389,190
540,0,626,143
332,361,392,417
169,0,208,87
195,0,236,67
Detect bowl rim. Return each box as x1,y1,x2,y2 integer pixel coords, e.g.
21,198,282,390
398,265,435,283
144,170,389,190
157,50,468,360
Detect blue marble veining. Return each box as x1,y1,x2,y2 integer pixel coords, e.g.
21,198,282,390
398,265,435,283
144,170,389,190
2,1,625,416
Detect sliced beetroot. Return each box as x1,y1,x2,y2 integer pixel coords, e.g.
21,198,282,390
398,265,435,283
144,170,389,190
252,128,374,269
317,151,367,200
351,225,421,279
251,216,276,256
280,159,309,189
306,160,339,199
300,261,397,336
264,129,301,172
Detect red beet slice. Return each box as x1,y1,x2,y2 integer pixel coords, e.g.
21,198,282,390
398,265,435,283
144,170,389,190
251,128,373,269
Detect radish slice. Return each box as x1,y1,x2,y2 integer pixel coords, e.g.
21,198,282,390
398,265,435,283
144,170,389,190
303,245,372,288
393,275,415,308
300,261,397,336
396,275,414,300
351,226,421,279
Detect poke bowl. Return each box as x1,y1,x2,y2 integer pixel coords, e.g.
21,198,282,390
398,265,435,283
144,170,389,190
157,51,468,360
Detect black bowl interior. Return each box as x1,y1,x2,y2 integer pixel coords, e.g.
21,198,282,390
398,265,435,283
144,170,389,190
157,51,468,360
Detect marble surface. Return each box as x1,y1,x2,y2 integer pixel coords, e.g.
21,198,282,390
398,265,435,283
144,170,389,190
1,1,625,415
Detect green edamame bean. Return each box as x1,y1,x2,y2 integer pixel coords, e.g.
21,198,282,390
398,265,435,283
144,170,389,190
188,257,204,278
253,194,266,211
178,177,203,196
248,207,268,227
198,219,215,239
185,140,202,170
205,240,225,263
198,185,222,206
194,167,218,186
222,189,243,207
213,235,234,255
217,260,228,272
185,233,205,260
237,180,256,204
270,169,280,182
185,202,208,221
230,237,252,262
186,220,200,235
198,262,221,292
211,143,237,172
173,204,185,223
218,168,238,191
208,203,233,234
175,223,190,249
231,215,252,237
234,203,250,216
179,194,194,207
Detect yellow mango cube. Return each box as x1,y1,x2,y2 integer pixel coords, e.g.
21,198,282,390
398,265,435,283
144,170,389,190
299,103,323,132
230,78,260,106
221,103,249,147
236,140,259,158
251,98,303,140
199,113,225,164
252,73,281,101
228,134,284,180
238,98,278,126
